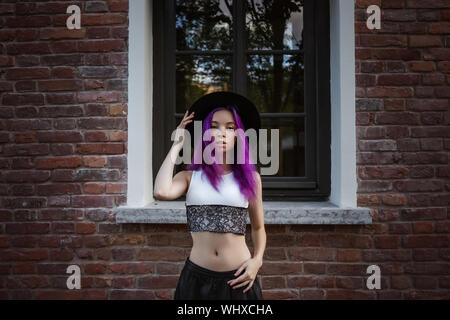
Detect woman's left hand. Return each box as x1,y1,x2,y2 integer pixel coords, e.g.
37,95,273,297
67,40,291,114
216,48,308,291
227,258,262,293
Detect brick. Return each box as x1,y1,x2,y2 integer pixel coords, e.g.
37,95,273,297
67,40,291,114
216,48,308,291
386,61,405,72
367,87,414,98
15,132,37,143
337,249,361,262
381,194,407,206
438,61,450,73
84,182,106,194
436,221,450,233
35,157,81,169
357,194,381,206
84,263,107,274
49,248,75,261
407,100,449,112
105,183,126,194
3,93,45,107
37,131,83,143
360,61,384,73
83,156,107,168
77,143,124,154
76,34,120,50
360,35,407,47
263,276,287,289
409,35,442,47
356,0,381,8
78,118,125,130
411,126,450,138
436,87,450,98
360,166,409,179
111,248,135,261
375,112,420,125
377,74,420,85
391,275,412,289
108,262,156,274
109,131,126,142
358,180,392,192
398,138,420,151
359,139,397,151
1,249,48,261
72,195,115,208
85,131,109,142
6,68,50,80
371,48,421,61
83,235,109,248
402,235,449,248
136,248,186,262
408,61,436,72
409,166,434,178
412,222,434,233
362,249,411,261
429,22,450,34
76,222,97,234
420,137,443,150
374,235,400,248
394,180,443,192
288,248,335,261
36,184,81,196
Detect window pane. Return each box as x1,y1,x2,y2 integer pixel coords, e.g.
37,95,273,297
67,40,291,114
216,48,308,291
258,117,305,177
245,0,304,50
176,55,232,113
247,54,304,113
176,0,233,51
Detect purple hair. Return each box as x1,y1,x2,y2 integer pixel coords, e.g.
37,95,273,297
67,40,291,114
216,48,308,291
186,105,258,202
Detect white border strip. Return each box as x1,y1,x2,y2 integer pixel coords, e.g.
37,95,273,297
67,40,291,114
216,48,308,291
127,0,153,207
329,0,357,207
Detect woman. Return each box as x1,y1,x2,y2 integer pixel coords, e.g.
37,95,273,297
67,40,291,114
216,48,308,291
153,91,266,300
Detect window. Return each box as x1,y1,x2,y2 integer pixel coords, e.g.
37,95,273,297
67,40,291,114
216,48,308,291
153,0,331,201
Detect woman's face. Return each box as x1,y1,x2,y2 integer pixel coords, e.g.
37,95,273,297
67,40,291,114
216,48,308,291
210,109,237,154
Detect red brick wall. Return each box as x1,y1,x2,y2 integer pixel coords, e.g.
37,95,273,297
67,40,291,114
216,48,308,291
0,0,449,300
354,0,450,299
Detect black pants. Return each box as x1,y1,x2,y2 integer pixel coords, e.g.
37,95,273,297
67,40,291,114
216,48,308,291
174,257,264,300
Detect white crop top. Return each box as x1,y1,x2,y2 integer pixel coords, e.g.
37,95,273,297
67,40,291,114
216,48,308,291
185,169,249,208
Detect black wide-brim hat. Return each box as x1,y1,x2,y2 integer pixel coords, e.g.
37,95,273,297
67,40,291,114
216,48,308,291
185,91,261,150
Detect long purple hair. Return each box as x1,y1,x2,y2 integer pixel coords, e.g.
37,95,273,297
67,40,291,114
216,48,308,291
186,105,258,202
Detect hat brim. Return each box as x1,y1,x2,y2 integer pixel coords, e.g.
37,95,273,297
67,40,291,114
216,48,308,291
184,91,261,151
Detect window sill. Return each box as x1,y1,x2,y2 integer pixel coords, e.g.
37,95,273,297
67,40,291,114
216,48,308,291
115,201,373,224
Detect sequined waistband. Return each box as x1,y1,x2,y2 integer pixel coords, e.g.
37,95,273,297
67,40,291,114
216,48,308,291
185,204,248,235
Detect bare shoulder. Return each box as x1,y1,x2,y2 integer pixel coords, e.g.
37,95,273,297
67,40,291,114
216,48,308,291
176,169,194,185
252,170,261,184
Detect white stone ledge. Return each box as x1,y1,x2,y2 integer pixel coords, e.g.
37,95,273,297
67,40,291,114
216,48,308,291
115,201,373,224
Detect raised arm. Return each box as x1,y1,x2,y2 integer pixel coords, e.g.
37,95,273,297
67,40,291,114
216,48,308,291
153,110,195,200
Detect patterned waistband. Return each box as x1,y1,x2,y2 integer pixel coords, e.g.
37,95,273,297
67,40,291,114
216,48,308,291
186,204,248,235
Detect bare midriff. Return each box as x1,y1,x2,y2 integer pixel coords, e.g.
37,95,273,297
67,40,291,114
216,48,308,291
189,231,252,272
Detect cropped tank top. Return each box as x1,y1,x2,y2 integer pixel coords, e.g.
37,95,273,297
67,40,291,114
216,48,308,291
185,169,249,235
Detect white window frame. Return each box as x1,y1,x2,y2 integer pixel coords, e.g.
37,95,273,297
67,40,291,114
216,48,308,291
126,0,358,210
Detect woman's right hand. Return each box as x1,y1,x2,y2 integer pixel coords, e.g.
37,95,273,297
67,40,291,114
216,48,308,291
172,110,195,150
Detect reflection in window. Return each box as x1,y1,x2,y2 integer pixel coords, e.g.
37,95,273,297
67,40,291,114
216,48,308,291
176,55,232,114
176,0,233,51
247,54,304,114
246,0,304,50
261,117,305,177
